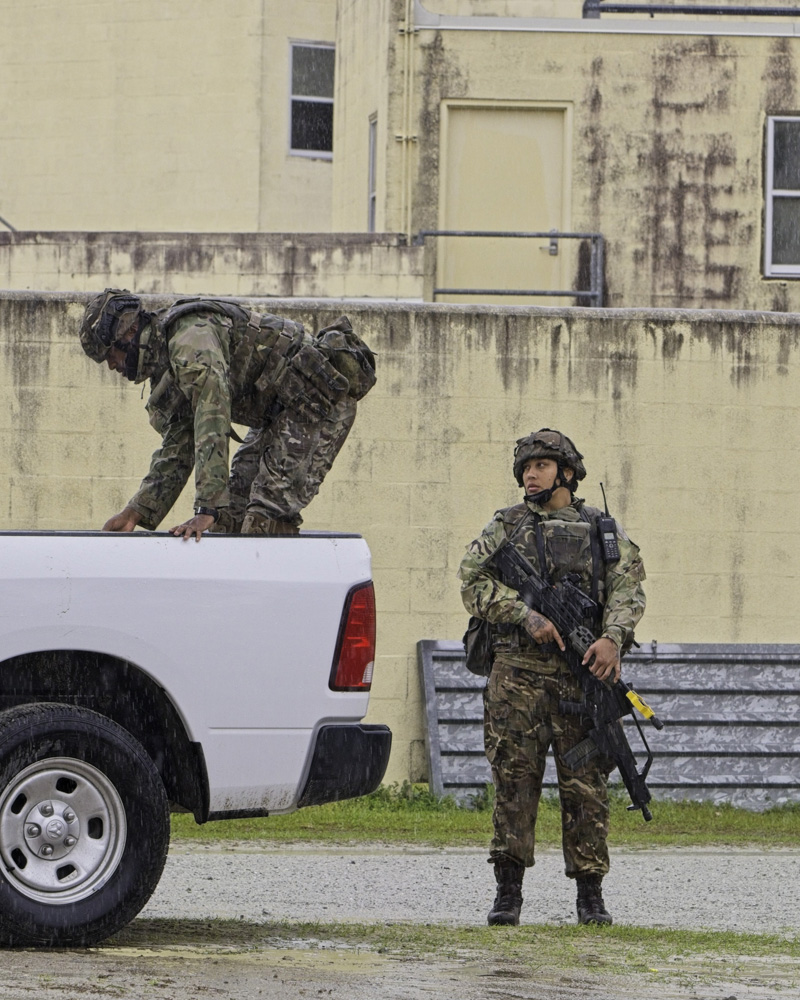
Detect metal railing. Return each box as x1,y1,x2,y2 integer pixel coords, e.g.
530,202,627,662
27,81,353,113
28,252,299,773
583,1,800,16
413,229,605,306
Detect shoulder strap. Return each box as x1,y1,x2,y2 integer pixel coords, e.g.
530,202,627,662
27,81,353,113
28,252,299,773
497,502,527,533
161,297,250,334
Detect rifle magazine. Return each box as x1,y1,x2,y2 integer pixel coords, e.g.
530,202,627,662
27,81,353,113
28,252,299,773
561,737,598,770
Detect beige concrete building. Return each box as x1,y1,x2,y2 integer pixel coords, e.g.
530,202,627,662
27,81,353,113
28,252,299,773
0,0,336,233
4,2,800,309
334,0,800,309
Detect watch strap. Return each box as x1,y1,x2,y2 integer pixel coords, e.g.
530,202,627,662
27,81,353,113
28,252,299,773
194,506,220,522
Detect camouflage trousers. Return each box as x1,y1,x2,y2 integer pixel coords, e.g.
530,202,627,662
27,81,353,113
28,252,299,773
484,657,613,878
225,395,357,528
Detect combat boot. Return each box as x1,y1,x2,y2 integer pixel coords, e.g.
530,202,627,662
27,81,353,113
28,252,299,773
487,859,524,926
576,874,612,925
241,512,300,535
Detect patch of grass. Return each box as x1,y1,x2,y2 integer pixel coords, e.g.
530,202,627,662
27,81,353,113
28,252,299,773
171,782,800,849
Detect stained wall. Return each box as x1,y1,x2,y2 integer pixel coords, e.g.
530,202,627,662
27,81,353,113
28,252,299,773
333,1,800,309
3,292,798,782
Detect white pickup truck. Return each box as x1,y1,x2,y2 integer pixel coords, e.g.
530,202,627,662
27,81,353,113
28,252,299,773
0,530,390,947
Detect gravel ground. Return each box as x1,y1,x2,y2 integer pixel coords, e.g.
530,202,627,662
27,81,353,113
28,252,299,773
144,842,800,935
2,844,797,1000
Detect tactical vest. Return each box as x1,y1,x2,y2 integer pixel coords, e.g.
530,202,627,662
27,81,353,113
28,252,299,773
491,501,606,661
145,299,374,434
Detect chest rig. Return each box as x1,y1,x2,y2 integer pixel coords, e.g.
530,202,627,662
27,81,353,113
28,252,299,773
492,502,606,656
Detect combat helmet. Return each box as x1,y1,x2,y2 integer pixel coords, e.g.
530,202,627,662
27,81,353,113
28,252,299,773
513,428,586,490
79,288,143,363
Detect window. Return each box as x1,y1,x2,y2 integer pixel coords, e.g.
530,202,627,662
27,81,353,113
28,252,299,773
765,116,800,276
367,116,377,231
290,43,334,158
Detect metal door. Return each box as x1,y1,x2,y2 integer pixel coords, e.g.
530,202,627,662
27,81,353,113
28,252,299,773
438,104,569,305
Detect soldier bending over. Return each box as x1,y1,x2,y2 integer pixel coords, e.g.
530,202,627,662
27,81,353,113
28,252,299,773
79,290,375,540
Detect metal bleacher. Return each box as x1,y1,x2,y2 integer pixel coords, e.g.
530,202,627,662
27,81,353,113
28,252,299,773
417,640,800,810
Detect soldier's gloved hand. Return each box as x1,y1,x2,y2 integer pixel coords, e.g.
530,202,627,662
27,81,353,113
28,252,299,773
102,507,142,532
169,514,216,542
522,610,565,651
583,637,620,683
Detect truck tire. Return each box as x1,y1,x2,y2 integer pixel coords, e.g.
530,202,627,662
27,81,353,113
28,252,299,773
0,702,170,947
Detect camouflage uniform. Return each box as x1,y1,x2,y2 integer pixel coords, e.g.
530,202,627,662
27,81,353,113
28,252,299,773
224,398,356,529
459,498,646,878
120,302,368,530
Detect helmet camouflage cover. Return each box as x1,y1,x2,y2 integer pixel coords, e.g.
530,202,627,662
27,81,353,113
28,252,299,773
79,288,142,363
512,428,587,487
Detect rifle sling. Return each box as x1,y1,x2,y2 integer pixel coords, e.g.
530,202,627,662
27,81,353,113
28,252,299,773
533,515,549,584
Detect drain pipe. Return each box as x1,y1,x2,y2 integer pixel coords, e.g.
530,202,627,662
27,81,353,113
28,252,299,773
398,0,418,244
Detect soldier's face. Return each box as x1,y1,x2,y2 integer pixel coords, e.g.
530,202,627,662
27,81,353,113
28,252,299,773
104,321,137,376
105,344,129,374
522,458,559,494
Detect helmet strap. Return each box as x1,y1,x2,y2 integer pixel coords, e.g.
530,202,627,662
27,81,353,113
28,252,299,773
122,317,144,381
525,487,555,506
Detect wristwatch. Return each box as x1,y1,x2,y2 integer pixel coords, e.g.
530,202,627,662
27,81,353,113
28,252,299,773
194,506,220,522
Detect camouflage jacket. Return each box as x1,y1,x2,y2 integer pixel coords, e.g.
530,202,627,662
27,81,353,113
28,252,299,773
127,302,351,529
458,498,646,669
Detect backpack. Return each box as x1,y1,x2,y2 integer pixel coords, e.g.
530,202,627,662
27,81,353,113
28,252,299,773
315,316,377,400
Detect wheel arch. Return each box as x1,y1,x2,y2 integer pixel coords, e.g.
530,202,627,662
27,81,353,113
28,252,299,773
0,650,209,822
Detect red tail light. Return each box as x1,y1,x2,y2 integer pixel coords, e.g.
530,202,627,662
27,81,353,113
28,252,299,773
330,582,376,691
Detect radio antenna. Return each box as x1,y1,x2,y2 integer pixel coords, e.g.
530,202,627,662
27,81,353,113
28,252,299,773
599,481,610,517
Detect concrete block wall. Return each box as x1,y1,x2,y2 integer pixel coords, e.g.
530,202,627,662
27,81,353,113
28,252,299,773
2,291,799,784
0,233,425,300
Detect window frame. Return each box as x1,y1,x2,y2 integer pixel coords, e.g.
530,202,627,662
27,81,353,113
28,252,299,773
289,41,335,161
764,115,800,277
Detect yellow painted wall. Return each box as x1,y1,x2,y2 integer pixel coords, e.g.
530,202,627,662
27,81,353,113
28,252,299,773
422,0,795,21
0,0,335,233
0,232,424,299
425,1,583,15
332,2,800,310
331,0,394,232
3,292,799,783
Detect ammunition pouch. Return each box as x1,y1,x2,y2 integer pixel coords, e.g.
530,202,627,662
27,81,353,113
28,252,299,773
276,342,349,420
227,312,305,426
463,616,494,677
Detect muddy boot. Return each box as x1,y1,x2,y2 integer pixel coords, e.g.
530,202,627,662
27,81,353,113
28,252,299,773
487,859,524,926
576,875,612,926
241,512,300,535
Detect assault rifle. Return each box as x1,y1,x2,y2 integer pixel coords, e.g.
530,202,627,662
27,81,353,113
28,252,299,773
485,538,664,821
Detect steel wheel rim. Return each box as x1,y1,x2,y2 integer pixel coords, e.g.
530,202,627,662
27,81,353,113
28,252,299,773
0,757,127,904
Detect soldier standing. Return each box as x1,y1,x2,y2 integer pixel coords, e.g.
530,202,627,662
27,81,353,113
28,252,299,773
458,429,646,926
79,290,375,540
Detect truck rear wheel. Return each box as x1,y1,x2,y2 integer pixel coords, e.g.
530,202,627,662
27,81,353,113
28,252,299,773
0,702,169,947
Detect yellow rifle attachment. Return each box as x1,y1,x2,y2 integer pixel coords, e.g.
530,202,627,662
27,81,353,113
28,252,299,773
625,688,664,730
